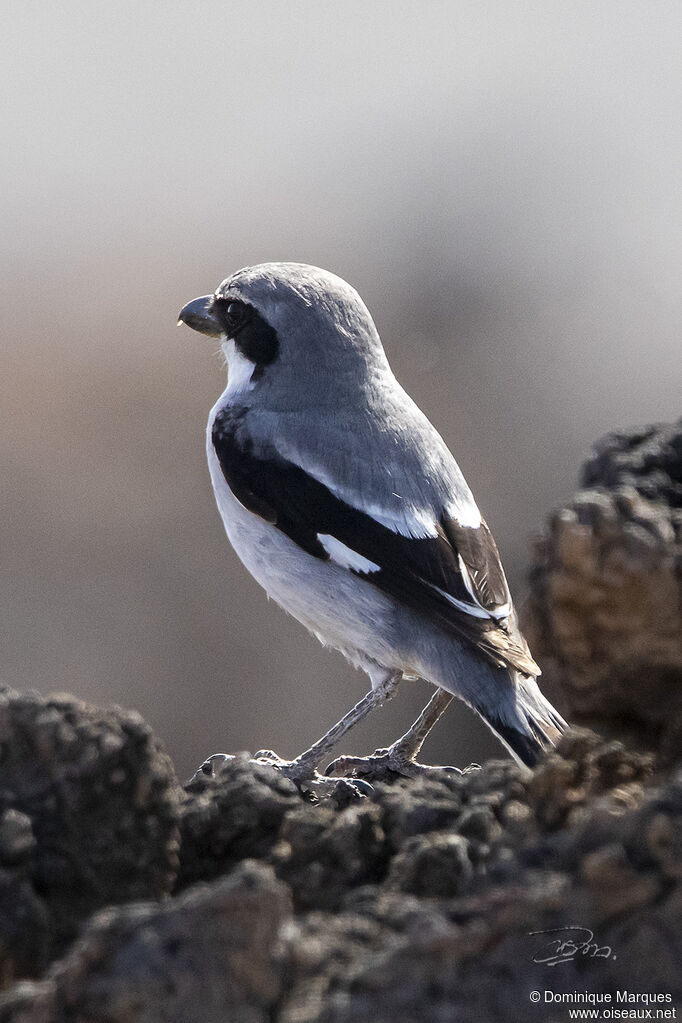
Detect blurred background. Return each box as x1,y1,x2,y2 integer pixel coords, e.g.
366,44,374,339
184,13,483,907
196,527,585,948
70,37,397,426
2,2,680,780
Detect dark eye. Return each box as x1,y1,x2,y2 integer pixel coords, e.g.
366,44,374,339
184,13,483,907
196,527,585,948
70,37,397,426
215,298,250,335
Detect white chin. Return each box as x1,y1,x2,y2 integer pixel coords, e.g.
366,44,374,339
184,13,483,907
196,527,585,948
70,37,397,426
221,336,256,397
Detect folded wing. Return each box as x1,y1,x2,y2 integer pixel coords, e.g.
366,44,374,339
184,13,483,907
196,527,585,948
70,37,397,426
213,407,540,678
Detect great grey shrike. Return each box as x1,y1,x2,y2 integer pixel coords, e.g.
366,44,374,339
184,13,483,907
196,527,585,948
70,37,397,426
178,263,565,792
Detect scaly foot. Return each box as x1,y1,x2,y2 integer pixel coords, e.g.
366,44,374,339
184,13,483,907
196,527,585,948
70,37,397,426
326,744,481,782
187,750,372,800
186,674,403,796
253,748,374,798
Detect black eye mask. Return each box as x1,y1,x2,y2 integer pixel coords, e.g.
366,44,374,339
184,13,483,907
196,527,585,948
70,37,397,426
213,299,279,372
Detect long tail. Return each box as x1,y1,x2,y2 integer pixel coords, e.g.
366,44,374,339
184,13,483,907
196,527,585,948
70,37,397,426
476,672,567,768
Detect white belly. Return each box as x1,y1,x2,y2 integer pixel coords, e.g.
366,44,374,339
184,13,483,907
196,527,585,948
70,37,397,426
205,401,399,674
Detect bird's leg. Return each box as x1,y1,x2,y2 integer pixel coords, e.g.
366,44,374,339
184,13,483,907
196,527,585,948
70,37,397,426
326,686,480,780
275,671,400,774
189,672,401,797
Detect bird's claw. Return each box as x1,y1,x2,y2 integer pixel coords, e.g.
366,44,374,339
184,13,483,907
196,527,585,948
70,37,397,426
253,752,373,801
187,750,372,801
253,749,289,766
186,752,235,785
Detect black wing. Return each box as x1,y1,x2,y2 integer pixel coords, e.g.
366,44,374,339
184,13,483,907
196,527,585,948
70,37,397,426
213,408,539,677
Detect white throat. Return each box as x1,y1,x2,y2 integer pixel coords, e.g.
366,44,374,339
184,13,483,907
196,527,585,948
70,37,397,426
221,336,256,398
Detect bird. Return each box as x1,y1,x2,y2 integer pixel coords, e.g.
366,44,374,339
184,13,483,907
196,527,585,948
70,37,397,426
178,262,566,792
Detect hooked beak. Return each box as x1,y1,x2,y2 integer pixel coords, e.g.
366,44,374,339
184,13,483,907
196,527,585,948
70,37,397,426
177,295,222,337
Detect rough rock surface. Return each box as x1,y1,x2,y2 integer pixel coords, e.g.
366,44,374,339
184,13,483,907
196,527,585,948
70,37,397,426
526,418,682,762
0,419,680,1021
0,688,180,979
0,862,290,1023
0,723,679,1022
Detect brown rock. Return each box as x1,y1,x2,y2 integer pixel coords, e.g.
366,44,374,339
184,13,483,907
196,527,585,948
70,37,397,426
526,419,682,760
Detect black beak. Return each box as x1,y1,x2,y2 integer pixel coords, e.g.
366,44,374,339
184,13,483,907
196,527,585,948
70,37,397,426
177,295,222,337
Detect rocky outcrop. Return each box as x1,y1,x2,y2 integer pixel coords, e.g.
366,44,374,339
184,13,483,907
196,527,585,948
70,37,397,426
0,419,680,1021
0,862,290,1023
0,712,679,1022
526,419,682,762
0,689,180,981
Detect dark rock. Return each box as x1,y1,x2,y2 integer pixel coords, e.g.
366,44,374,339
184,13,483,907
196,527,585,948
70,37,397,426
0,871,49,988
581,842,661,920
2,422,682,1020
385,832,474,897
0,734,680,1022
377,773,466,849
176,752,301,891
0,862,291,1023
0,812,35,866
0,688,180,968
270,800,388,911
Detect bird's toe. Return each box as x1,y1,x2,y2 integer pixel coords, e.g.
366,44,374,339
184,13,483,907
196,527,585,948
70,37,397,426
325,747,469,782
252,749,288,765
185,752,235,786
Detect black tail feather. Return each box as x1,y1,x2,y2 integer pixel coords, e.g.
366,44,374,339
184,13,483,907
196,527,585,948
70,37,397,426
475,674,568,768
491,719,546,767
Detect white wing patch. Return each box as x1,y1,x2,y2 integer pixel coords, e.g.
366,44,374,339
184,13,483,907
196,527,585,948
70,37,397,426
332,496,481,538
445,498,482,529
317,535,381,574
319,490,480,540
429,576,511,622
351,501,440,539
429,584,492,619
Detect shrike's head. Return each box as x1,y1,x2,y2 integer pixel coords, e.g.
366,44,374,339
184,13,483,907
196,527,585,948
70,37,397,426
178,263,391,407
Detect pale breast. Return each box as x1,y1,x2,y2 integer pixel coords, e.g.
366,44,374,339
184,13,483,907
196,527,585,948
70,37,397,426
205,400,400,671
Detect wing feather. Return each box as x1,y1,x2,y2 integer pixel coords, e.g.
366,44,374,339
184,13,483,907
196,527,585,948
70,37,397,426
212,408,539,677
